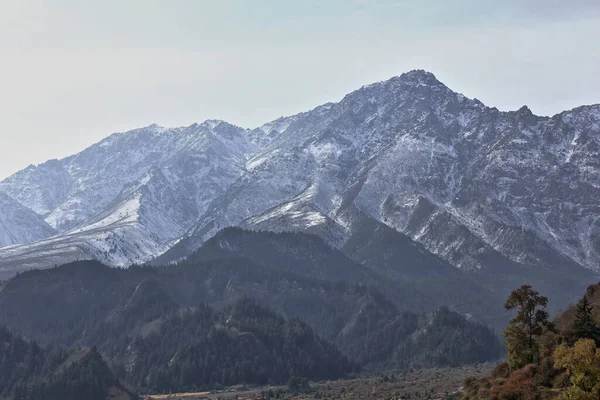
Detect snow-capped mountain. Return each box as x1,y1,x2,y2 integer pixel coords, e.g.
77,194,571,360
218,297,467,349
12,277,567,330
0,120,252,270
1,70,599,277
162,71,600,273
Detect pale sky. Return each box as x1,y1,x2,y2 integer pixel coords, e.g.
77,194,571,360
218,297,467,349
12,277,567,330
1,0,600,180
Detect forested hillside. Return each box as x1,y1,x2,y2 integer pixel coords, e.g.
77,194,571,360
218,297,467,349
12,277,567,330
0,246,503,393
120,298,354,393
188,227,590,330
0,326,133,400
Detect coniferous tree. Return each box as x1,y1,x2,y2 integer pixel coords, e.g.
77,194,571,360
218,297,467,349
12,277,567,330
570,294,600,346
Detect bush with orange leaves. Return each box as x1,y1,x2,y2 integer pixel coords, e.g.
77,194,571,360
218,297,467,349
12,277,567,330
490,364,538,400
462,363,559,400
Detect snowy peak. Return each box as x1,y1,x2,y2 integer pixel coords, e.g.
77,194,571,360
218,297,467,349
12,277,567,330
401,69,439,80
391,69,444,88
358,70,444,91
352,70,453,102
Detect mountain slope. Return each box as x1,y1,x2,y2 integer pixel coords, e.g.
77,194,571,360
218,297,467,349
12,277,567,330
0,326,132,400
0,121,253,271
1,122,252,232
177,227,370,282
0,193,56,248
164,71,600,275
122,298,355,393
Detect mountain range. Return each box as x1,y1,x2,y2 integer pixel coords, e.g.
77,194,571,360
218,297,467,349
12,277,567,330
0,70,598,294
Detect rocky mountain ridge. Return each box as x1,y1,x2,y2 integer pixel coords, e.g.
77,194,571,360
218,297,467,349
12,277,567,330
1,70,599,278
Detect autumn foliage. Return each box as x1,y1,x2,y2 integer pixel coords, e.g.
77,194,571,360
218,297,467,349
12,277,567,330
553,338,600,400
463,283,600,400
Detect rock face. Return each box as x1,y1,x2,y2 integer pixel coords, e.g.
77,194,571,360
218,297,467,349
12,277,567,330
0,121,253,269
0,192,56,247
1,70,599,276
164,70,600,274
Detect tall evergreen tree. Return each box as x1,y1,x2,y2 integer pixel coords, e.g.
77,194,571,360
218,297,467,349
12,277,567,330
570,294,600,346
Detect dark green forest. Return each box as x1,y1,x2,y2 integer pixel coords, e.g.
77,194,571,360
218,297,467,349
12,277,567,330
119,298,354,393
0,326,131,400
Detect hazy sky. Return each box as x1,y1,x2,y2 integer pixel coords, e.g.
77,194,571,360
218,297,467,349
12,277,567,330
1,0,600,180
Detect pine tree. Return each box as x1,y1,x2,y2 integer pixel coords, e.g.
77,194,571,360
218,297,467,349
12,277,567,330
570,294,600,346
